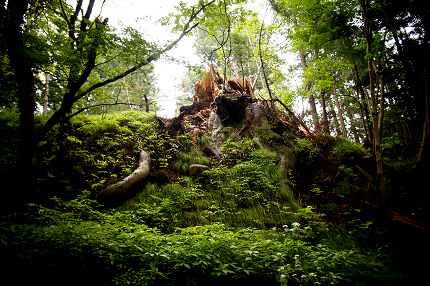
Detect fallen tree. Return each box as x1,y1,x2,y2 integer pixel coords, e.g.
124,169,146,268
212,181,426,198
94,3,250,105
98,150,151,205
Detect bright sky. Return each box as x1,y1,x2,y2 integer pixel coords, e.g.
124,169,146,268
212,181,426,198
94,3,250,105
97,0,284,118
97,0,204,117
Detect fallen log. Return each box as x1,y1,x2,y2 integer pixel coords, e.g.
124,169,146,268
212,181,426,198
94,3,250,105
98,150,151,205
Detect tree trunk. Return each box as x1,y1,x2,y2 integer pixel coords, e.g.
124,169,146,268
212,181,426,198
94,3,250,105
42,73,50,116
375,64,385,141
143,94,150,112
418,66,429,163
356,90,370,143
333,85,348,138
320,92,329,134
360,0,387,217
123,79,133,110
298,49,319,131
328,98,342,136
5,0,36,201
231,59,239,79
346,105,360,143
352,67,373,143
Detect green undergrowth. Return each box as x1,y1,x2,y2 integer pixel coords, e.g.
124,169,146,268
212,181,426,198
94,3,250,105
0,111,412,285
0,194,395,286
121,145,299,230
1,110,174,198
293,137,371,215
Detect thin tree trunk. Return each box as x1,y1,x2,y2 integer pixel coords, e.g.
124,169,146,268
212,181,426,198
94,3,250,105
143,94,149,112
346,105,360,143
231,59,239,79
388,116,397,154
328,98,342,136
298,49,319,131
402,116,412,146
246,50,252,81
352,67,373,143
333,85,348,138
418,66,429,162
245,32,263,90
360,0,387,216
42,73,50,116
123,79,133,110
356,90,370,142
375,64,385,141
320,91,329,134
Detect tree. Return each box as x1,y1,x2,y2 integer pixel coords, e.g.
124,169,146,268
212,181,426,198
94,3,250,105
358,0,388,215
1,0,215,200
269,0,391,213
269,0,361,133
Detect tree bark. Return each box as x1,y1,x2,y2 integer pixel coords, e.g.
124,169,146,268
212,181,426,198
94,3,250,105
328,97,342,136
333,85,348,138
42,73,50,116
98,150,151,205
143,94,150,112
298,49,319,131
417,7,430,163
346,105,361,143
356,90,369,143
352,67,373,144
320,91,329,134
231,59,240,79
5,0,36,199
418,66,429,163
360,0,387,217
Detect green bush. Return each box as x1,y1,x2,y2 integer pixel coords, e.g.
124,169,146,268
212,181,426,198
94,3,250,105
295,138,320,168
173,146,211,174
221,138,256,166
0,197,395,286
331,138,368,163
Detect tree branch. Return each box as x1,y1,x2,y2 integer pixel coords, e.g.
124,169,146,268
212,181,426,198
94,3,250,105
338,93,367,115
68,0,83,43
271,98,317,142
38,0,214,144
65,102,142,121
58,0,72,33
79,0,95,33
77,1,214,100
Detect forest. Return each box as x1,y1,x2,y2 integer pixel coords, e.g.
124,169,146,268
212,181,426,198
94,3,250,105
0,0,429,285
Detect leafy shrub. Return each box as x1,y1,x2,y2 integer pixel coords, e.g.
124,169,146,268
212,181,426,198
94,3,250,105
295,138,320,168
333,164,360,199
331,138,367,163
122,146,298,229
0,197,395,286
221,138,256,166
0,112,19,177
173,145,211,174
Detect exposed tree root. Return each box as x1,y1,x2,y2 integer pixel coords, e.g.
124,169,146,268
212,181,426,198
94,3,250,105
98,150,151,205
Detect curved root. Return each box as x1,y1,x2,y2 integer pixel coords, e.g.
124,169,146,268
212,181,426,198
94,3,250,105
98,150,150,205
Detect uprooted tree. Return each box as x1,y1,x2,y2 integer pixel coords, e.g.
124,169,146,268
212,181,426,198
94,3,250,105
97,63,312,205
166,63,311,171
